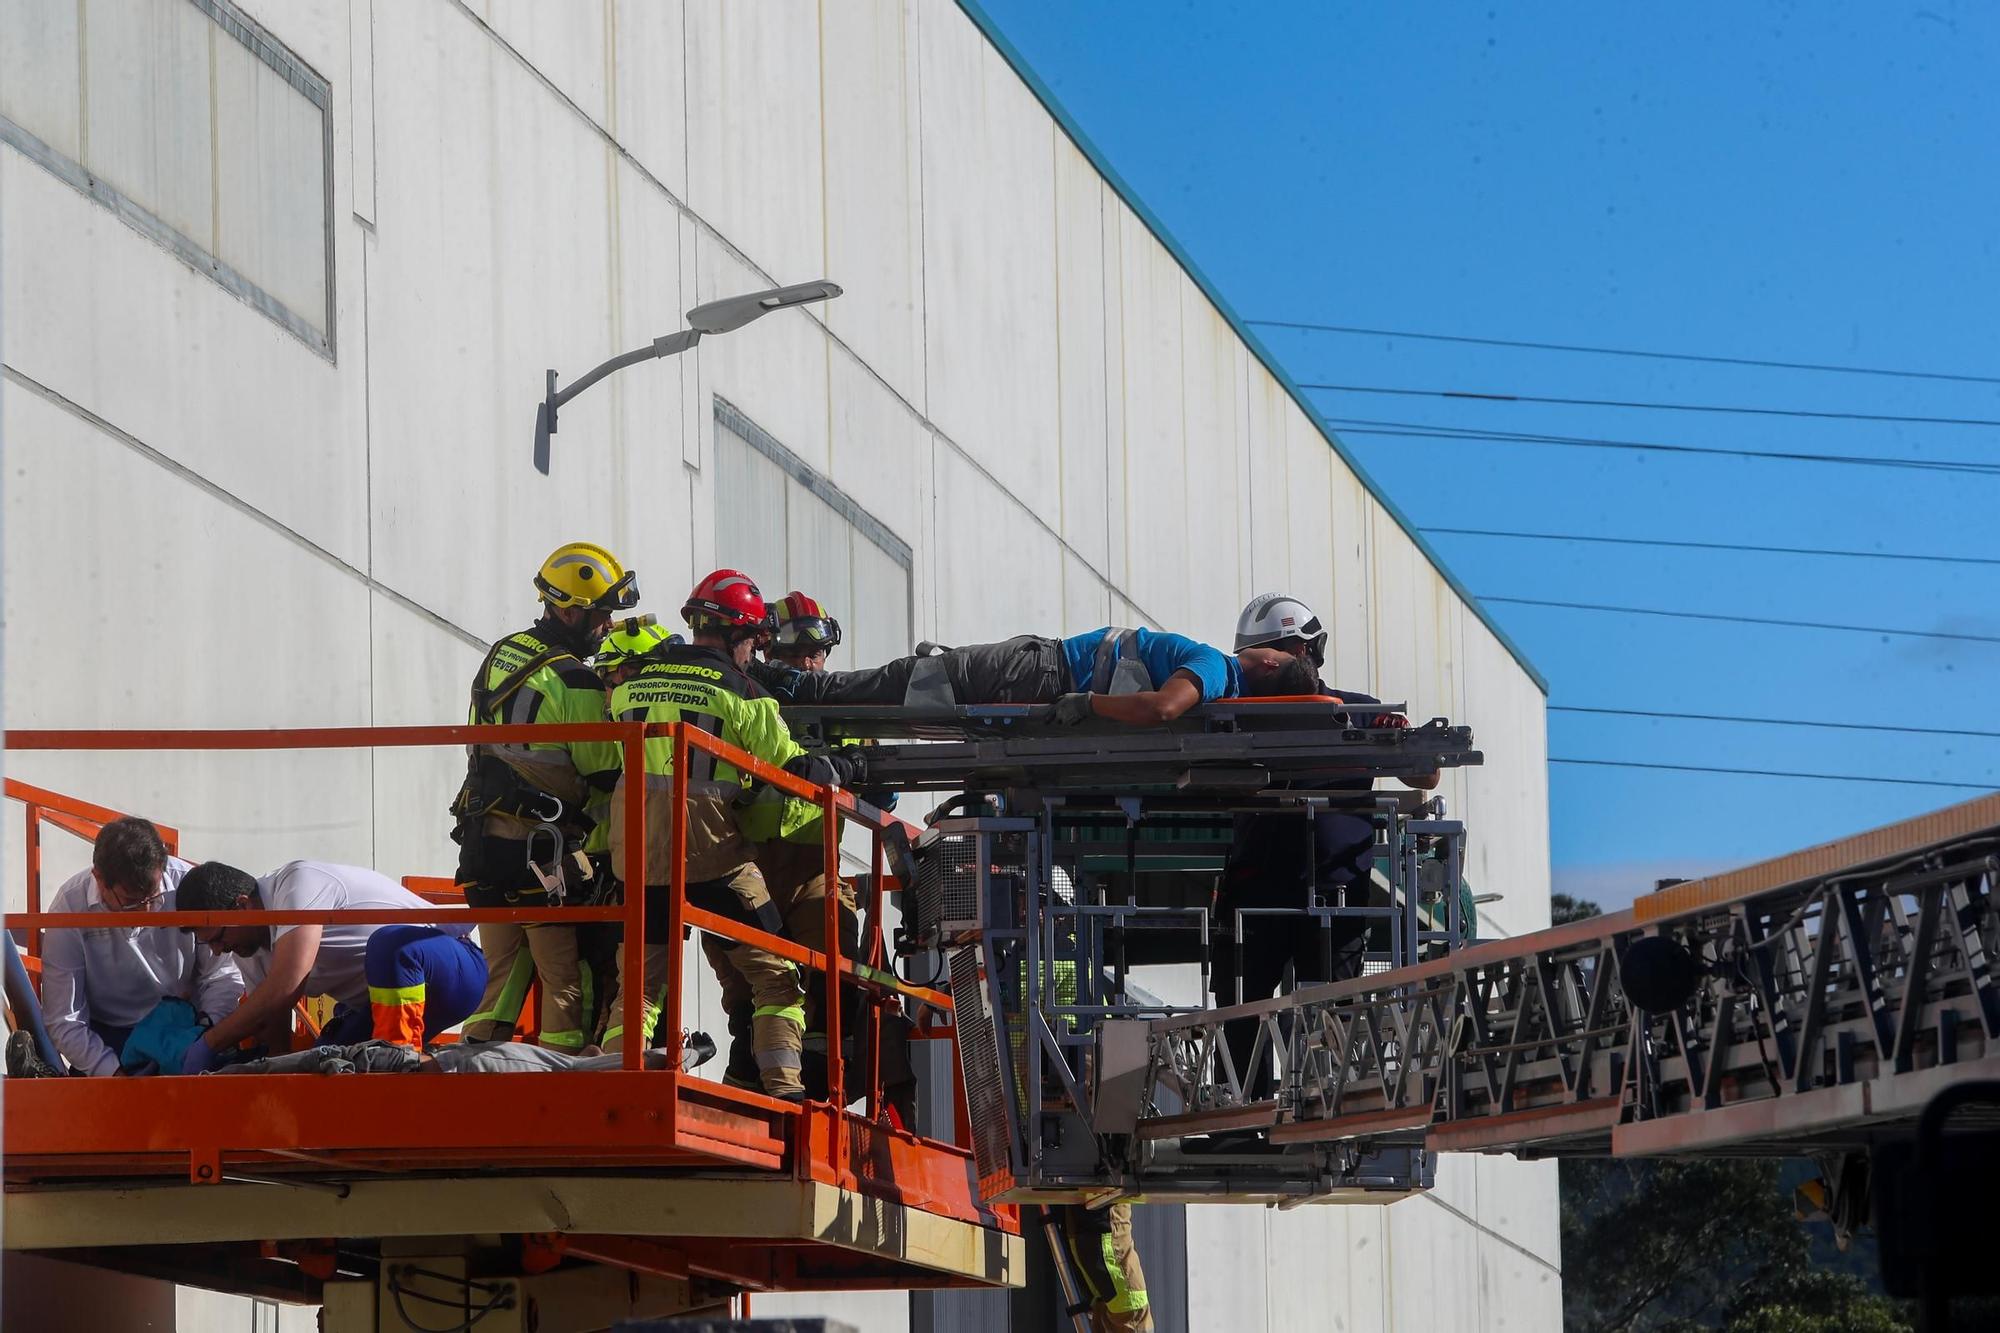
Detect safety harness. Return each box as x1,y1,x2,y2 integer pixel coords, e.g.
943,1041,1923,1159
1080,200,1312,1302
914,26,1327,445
451,629,598,899
1087,627,1153,695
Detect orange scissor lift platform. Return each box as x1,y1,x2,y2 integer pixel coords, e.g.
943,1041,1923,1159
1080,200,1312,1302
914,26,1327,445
2,725,1023,1330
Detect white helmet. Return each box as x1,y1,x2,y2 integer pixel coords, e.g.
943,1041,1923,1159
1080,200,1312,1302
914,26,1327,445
1235,593,1327,667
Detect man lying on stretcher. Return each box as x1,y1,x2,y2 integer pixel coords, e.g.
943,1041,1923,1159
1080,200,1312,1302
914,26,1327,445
751,624,1320,727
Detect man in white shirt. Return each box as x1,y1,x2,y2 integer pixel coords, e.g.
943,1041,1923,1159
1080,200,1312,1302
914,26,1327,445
176,859,486,1070
39,817,243,1076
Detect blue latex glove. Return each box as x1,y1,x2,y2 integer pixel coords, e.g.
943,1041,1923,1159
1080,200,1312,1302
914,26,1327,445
180,1036,220,1075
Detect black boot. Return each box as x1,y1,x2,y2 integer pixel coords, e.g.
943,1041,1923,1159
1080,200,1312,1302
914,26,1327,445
6,1030,63,1079
720,1004,759,1090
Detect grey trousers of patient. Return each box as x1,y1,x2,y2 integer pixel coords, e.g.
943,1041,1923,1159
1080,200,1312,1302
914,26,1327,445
782,635,1067,707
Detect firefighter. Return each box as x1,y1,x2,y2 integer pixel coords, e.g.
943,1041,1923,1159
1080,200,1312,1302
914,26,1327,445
739,593,882,1098
1021,861,1152,1332
578,615,682,1045
599,571,858,1101
1059,1204,1153,1333
453,542,636,1053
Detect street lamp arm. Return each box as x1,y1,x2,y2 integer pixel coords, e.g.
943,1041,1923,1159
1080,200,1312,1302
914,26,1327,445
533,279,840,474
552,330,704,413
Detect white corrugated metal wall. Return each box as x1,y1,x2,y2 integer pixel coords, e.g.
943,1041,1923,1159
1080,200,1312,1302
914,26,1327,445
0,1,1557,1328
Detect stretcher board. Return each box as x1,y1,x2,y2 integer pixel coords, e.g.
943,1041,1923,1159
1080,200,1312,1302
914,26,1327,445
786,708,1479,795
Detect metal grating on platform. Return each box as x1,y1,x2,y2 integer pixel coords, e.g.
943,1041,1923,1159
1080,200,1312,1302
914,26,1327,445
949,945,1016,1198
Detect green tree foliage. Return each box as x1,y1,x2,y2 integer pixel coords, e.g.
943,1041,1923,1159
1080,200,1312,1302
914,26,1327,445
1552,894,1909,1332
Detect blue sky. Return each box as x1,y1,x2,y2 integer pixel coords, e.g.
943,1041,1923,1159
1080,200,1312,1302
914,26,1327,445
973,1,2000,910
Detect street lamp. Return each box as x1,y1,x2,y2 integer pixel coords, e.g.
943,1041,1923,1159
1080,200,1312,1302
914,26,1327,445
532,279,842,473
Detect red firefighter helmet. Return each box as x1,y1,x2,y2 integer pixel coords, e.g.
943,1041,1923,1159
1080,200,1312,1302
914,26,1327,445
682,569,775,637
768,592,843,654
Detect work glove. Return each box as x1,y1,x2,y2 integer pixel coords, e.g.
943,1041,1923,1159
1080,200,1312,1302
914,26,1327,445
784,750,862,790
1048,692,1097,727
748,657,804,701
180,1037,220,1075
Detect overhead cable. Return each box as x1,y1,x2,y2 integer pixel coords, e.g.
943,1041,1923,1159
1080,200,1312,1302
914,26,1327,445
1320,416,2000,477
1422,526,2000,568
1549,705,2000,741
1550,757,1993,792
1303,381,2000,429
1478,595,2000,645
1247,317,2000,387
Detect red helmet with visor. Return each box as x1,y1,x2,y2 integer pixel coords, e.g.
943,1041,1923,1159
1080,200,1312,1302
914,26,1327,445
682,570,775,639
769,591,842,654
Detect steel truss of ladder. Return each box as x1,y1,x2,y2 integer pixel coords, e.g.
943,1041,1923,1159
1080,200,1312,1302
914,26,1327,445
1139,794,2000,1164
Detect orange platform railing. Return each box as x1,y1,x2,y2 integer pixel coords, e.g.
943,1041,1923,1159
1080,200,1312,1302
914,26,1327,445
3,724,971,1201
8,778,181,958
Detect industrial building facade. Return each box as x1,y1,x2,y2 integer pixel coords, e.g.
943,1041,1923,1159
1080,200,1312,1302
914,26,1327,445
0,0,1558,1327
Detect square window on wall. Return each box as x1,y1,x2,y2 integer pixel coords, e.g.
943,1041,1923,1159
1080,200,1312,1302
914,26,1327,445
0,0,335,354
712,399,913,670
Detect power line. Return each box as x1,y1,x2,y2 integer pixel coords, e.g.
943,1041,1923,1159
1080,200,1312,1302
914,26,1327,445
1550,757,1994,791
1321,416,2000,477
1303,381,2000,429
1248,317,2000,388
1478,595,2000,645
1422,526,2000,569
1550,705,2000,741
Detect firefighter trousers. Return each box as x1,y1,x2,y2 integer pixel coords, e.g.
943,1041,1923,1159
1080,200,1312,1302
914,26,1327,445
608,864,804,1099
748,840,861,1098
1059,1202,1153,1332
461,917,590,1052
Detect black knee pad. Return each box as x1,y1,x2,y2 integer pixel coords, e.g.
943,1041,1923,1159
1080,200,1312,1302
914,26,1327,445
686,876,785,938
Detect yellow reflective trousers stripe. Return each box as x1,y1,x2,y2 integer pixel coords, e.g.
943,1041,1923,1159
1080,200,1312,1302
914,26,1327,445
464,948,536,1030
752,1003,806,1028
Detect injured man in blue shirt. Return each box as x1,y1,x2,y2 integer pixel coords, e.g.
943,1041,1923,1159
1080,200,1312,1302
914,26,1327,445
754,625,1321,727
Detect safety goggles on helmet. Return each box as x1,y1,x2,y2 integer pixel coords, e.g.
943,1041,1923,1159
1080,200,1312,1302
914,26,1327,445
774,616,841,651
769,592,843,653
535,542,641,612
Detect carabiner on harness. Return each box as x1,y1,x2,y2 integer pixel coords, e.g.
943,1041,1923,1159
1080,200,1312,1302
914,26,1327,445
524,822,568,903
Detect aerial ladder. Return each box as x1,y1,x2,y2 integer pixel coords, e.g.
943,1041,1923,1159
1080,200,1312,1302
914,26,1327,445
821,699,2000,1320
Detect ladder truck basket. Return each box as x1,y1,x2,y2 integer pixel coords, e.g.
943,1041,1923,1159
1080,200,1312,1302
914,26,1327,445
909,832,983,949
899,816,1033,952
